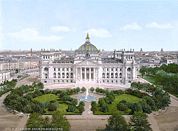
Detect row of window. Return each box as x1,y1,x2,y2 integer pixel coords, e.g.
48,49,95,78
103,67,122,72
81,68,94,71
102,80,122,83
44,79,73,83
53,72,73,78
44,73,73,79
54,68,73,71
53,79,73,83
44,67,132,72
42,56,51,59
102,73,122,79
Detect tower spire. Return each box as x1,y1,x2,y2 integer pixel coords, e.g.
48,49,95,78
86,33,90,41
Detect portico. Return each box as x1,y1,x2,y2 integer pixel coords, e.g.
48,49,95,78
75,66,98,82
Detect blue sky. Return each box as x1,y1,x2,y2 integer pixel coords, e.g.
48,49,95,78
0,0,178,51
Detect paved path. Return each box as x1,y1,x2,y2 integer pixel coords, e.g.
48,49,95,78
0,75,36,131
65,100,110,131
134,77,160,131
14,115,28,131
15,75,39,88
148,113,161,131
135,77,178,131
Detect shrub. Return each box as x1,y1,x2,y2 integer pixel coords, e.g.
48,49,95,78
67,105,76,112
81,87,86,92
90,87,95,92
48,102,57,111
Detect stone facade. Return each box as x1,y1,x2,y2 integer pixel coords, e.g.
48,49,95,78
0,71,11,84
40,34,138,88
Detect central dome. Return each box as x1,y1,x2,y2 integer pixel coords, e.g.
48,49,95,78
76,33,99,54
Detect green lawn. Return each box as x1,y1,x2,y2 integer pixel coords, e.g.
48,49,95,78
33,94,58,103
95,94,141,115
33,94,81,115
109,94,140,111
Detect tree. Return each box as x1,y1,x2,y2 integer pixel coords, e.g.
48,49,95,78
26,111,70,131
139,67,147,77
129,103,143,114
143,96,157,111
90,87,95,92
48,102,57,111
117,102,128,112
67,105,76,112
75,87,80,93
81,87,86,92
51,111,70,131
130,112,152,131
26,113,44,129
91,101,97,113
78,101,85,113
105,112,129,131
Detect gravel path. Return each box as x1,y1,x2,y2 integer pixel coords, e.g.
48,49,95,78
0,75,36,131
136,77,178,131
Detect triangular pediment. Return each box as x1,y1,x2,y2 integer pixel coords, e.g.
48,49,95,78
75,60,99,66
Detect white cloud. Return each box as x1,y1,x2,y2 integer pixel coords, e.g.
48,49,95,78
146,22,174,29
85,28,112,38
50,26,71,32
120,23,142,31
8,28,63,42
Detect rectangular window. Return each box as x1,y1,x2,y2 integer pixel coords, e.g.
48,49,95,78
107,73,109,78
111,73,113,78
71,73,73,78
62,73,65,78
102,73,105,78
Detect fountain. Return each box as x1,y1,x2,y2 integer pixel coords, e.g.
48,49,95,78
85,88,89,99
79,88,96,102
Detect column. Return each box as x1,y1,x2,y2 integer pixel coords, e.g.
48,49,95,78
80,67,82,81
75,67,77,82
113,68,115,79
124,67,127,84
85,68,86,81
93,68,95,81
95,68,98,82
89,68,91,81
64,68,66,79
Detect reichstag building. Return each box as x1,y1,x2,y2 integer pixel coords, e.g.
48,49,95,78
40,34,138,88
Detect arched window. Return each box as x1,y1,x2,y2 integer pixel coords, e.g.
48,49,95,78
44,67,48,71
53,73,56,78
127,67,131,72
119,73,122,78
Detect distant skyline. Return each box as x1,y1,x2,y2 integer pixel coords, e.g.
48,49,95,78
0,0,178,51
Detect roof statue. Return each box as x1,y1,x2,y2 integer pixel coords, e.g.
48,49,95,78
86,33,90,40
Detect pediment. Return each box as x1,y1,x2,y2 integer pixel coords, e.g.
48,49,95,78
75,60,98,66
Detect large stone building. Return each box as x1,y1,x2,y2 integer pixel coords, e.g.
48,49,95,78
40,34,138,88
